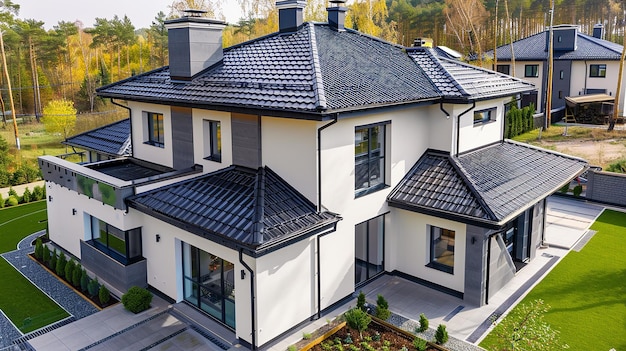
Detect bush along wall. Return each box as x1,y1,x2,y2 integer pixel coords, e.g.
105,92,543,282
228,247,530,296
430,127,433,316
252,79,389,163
505,104,536,139
0,185,46,209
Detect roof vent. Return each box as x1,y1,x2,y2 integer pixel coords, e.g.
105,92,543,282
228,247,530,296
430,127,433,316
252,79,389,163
413,38,433,48
327,0,347,31
276,0,306,33
165,13,226,81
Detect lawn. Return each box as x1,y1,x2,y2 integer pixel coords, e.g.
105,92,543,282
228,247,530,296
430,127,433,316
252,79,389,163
0,201,70,333
480,209,626,350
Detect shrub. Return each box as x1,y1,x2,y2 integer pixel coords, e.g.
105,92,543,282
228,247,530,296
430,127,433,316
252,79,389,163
72,264,82,287
573,184,583,197
32,186,44,201
42,244,50,264
357,291,366,311
344,308,371,338
88,277,100,297
6,195,18,207
375,294,391,321
418,313,429,332
435,324,448,345
99,284,111,305
302,332,312,340
49,249,57,270
413,337,428,351
80,269,89,292
606,159,626,173
0,193,4,208
64,259,76,283
22,187,31,203
34,237,43,260
559,184,570,193
55,252,67,278
122,286,153,313
287,346,297,351
8,187,17,197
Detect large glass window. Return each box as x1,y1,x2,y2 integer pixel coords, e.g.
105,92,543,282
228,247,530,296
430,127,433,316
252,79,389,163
183,243,235,329
146,112,164,147
589,64,606,78
355,215,385,286
496,65,510,75
203,120,222,162
428,226,455,274
524,64,539,78
355,123,388,196
89,216,142,264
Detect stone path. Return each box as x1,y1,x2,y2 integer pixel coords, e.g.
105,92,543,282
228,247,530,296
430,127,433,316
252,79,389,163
0,231,99,349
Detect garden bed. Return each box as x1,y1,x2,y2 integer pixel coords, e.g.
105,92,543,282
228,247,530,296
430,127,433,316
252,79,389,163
297,317,448,351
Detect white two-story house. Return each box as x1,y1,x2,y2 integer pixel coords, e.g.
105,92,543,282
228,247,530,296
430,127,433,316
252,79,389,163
39,1,587,349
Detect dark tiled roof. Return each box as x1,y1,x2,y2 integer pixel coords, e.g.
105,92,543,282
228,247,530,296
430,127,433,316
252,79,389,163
64,119,131,157
89,160,166,181
491,30,623,61
408,48,535,100
127,166,340,253
388,141,587,227
98,23,530,116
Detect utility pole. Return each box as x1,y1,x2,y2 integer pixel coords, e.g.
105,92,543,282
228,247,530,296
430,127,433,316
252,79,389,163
0,31,19,149
544,0,554,130
609,30,626,131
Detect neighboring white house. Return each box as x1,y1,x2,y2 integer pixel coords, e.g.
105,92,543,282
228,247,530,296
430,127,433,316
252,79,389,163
39,1,587,349
490,24,626,120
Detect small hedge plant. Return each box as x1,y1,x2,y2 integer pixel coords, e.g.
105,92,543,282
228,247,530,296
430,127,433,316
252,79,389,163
418,313,429,332
99,284,111,305
435,324,449,345
375,294,391,321
122,286,153,313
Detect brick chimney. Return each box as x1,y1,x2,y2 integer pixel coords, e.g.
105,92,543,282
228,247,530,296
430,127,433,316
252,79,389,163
327,0,347,31
277,0,306,33
165,10,226,81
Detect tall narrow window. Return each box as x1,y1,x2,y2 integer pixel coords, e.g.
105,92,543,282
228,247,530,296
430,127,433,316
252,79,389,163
355,215,385,286
428,226,455,274
589,64,606,78
524,64,539,78
355,122,388,196
203,120,222,162
147,112,164,147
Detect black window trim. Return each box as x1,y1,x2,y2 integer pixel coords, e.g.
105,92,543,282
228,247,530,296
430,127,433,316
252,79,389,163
589,64,606,78
145,111,164,148
354,121,390,198
203,119,222,163
473,107,497,125
426,225,455,274
88,216,143,265
524,64,539,78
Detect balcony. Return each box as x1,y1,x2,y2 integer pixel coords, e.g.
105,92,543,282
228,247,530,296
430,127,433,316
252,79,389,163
39,156,202,211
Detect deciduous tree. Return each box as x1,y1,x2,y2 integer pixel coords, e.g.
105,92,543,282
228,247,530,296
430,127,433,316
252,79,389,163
42,98,77,140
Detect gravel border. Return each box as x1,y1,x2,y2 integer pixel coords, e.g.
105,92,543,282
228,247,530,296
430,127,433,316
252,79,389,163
0,232,99,348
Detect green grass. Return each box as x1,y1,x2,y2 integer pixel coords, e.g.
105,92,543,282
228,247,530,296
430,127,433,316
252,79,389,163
0,201,70,333
480,210,626,350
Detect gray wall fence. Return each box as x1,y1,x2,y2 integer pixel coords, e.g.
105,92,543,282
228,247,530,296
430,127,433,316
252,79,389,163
585,170,626,207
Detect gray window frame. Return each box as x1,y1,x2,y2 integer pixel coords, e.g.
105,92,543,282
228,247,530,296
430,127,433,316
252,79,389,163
427,225,455,274
203,120,222,162
589,64,606,78
146,112,164,147
524,64,539,78
355,121,389,197
473,107,497,125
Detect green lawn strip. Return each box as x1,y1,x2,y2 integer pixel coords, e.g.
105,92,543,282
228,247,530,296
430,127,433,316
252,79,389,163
480,210,626,350
0,201,47,253
0,259,69,333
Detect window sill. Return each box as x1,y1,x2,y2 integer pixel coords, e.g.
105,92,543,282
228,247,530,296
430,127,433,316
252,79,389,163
426,262,454,275
144,141,164,148
473,119,497,127
355,184,389,198
203,156,222,163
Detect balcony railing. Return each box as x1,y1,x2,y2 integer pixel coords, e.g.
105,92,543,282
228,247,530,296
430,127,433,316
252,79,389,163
39,156,202,211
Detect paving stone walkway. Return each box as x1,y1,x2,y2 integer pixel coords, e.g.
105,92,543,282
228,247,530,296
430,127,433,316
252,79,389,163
0,232,99,349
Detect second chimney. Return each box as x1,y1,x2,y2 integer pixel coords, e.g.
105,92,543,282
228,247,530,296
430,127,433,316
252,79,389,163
165,12,226,82
593,23,604,39
327,0,347,31
277,0,306,33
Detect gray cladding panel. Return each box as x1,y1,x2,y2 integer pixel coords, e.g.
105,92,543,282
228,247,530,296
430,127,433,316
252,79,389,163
168,29,192,77
171,106,194,170
464,225,488,306
80,240,147,292
232,113,261,168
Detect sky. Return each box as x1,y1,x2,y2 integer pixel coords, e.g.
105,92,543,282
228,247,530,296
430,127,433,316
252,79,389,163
15,0,244,30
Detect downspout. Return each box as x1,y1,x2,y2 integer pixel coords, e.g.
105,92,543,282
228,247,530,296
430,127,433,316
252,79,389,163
583,60,588,94
110,98,133,155
456,102,476,157
317,116,338,210
239,248,256,351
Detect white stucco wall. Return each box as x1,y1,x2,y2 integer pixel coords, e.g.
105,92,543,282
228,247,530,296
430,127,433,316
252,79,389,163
570,60,626,114
192,109,233,173
128,102,173,167
262,117,318,203
513,61,545,112
46,181,141,258
456,99,506,154
387,209,466,293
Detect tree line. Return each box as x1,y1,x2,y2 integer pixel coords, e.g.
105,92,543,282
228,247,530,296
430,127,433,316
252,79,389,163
0,0,623,121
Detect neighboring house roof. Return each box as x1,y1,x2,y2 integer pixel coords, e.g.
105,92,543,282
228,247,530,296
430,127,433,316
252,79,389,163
127,166,341,256
64,118,132,157
408,48,535,101
97,23,533,119
388,141,588,228
490,30,623,61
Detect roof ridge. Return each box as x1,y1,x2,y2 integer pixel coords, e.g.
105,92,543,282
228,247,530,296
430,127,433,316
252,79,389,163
577,32,623,55
308,23,327,110
427,50,471,97
448,154,499,221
